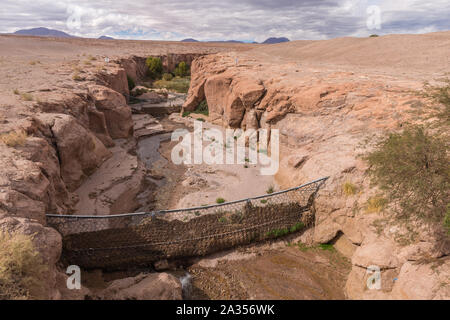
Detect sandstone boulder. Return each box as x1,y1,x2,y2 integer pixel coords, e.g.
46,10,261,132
352,239,400,269
88,85,133,139
391,260,450,300
97,66,130,99
37,113,111,191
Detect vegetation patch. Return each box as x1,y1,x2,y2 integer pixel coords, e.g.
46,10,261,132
0,232,47,300
72,72,84,82
146,56,163,79
266,222,305,239
366,196,388,213
174,61,190,77
216,198,226,204
183,99,209,117
0,130,28,147
421,78,450,127
162,73,173,81
20,93,33,101
365,125,449,227
153,77,190,93
127,75,136,91
445,205,450,235
342,182,357,196
318,244,335,251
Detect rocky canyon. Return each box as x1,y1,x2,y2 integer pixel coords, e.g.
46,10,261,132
0,32,448,300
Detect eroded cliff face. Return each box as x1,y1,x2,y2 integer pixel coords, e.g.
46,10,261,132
183,53,450,299
0,52,200,299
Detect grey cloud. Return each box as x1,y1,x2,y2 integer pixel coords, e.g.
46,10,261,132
1,0,449,41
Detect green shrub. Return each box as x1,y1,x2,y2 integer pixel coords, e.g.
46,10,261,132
174,61,189,77
216,198,226,204
318,244,335,251
127,75,136,91
421,78,450,126
365,126,449,225
145,56,163,79
195,100,209,116
369,34,379,37
445,205,450,235
153,77,190,93
266,186,274,194
162,73,173,81
0,232,47,299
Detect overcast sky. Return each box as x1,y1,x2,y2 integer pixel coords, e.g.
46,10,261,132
1,0,449,41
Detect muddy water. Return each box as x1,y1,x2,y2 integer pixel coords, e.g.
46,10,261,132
135,117,189,210
137,133,171,168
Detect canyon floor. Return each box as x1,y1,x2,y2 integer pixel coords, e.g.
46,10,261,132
0,33,449,300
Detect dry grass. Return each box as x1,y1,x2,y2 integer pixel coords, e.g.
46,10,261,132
342,182,357,196
20,93,33,101
0,130,28,147
0,231,47,300
366,196,387,213
72,72,85,81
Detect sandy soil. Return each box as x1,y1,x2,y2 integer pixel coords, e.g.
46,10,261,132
187,243,350,300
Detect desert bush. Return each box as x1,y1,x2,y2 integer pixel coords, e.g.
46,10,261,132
342,182,357,196
196,100,209,115
174,61,189,77
0,130,28,147
127,75,136,91
162,73,173,81
146,56,163,79
366,196,388,213
266,186,274,194
216,198,226,204
72,72,84,82
0,231,47,300
421,78,450,127
20,93,33,101
365,126,449,226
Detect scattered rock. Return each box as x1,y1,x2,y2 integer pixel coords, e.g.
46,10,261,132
100,273,183,300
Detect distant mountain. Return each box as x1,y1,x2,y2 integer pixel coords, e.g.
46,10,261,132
181,38,199,42
98,35,114,40
208,40,245,43
14,27,75,38
262,37,290,44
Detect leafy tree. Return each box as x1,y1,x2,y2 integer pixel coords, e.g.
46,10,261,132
365,126,449,226
146,57,163,79
174,61,189,77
